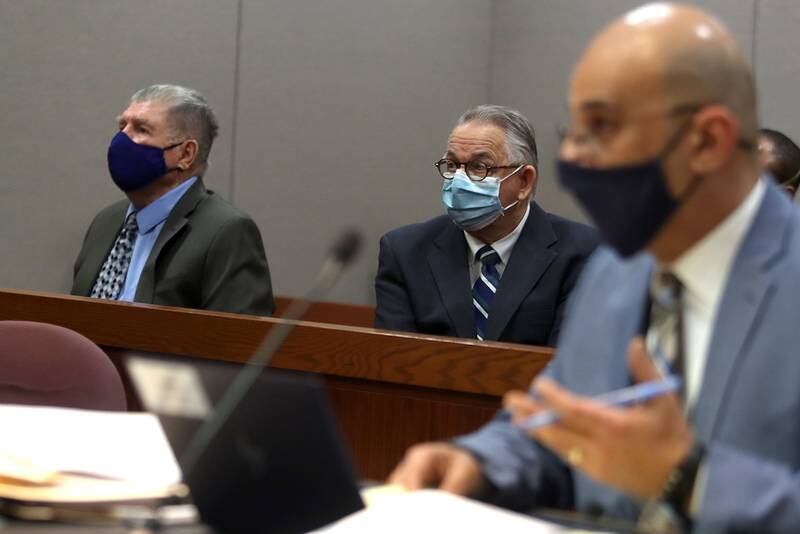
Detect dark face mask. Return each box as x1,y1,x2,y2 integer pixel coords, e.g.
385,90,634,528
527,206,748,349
107,131,184,192
557,124,694,257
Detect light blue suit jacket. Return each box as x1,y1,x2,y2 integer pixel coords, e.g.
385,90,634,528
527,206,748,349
456,181,800,532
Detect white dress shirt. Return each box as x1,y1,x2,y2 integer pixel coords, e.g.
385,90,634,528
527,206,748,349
645,179,765,518
659,179,765,409
463,203,530,285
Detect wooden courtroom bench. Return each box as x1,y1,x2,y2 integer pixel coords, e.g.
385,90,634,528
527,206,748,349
274,296,375,327
0,289,554,480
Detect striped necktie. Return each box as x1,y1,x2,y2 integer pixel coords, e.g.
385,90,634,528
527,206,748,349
472,245,501,341
90,212,139,300
646,271,685,395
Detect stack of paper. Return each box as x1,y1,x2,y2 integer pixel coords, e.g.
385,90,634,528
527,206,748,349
0,404,182,504
318,489,583,533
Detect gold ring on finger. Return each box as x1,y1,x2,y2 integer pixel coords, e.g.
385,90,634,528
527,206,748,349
567,447,583,466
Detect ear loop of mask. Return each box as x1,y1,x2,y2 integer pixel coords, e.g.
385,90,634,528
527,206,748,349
497,164,526,214
665,117,761,203
163,139,187,173
782,167,800,188
658,117,707,205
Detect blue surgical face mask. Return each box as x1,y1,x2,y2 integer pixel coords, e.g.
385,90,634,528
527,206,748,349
107,131,184,192
557,124,695,257
442,167,523,232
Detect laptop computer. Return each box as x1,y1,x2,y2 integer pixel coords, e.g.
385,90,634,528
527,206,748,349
124,353,364,534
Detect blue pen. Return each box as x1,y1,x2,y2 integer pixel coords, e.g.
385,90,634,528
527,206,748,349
519,375,682,431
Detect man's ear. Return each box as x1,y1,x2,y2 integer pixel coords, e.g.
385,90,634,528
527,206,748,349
686,105,739,175
784,184,797,198
177,139,199,171
519,165,538,199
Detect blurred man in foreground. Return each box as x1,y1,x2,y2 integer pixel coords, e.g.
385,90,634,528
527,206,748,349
390,4,800,531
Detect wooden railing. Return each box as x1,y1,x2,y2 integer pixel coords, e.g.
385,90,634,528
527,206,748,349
0,289,554,479
274,296,374,327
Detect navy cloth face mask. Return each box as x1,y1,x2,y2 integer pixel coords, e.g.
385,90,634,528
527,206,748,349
557,157,679,257
107,131,183,192
557,125,696,257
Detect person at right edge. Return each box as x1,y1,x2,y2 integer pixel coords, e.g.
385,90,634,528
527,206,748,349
389,3,800,532
759,128,800,198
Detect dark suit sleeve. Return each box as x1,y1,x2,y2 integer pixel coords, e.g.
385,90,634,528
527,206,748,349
72,220,93,283
200,216,275,316
547,230,599,346
71,213,102,296
374,233,417,331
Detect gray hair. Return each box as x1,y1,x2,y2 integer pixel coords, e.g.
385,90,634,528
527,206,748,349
456,104,538,169
130,84,219,169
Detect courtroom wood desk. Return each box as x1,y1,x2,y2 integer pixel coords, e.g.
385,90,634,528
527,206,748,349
0,289,554,480
273,296,375,327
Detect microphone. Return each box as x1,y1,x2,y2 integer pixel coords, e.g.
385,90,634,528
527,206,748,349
181,228,363,475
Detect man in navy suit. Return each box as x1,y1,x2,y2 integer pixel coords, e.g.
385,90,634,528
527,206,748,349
390,4,800,532
375,105,598,347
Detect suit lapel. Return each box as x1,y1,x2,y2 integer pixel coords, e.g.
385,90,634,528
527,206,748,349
134,180,208,302
74,203,128,296
692,185,787,442
485,203,557,340
429,222,475,338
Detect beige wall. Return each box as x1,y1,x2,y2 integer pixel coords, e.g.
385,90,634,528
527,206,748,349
0,0,792,305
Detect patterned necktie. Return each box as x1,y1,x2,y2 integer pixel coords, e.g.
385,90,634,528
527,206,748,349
90,212,139,300
638,272,689,534
472,245,501,341
646,270,685,389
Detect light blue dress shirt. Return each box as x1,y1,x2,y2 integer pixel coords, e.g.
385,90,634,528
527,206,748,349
117,176,198,302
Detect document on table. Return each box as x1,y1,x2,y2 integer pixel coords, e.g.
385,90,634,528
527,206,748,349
0,404,182,503
318,489,612,533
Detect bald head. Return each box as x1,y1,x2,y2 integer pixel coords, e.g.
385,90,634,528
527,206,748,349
561,3,762,263
575,3,757,142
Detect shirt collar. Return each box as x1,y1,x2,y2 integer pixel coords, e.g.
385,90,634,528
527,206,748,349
464,203,530,264
126,176,198,234
666,178,766,312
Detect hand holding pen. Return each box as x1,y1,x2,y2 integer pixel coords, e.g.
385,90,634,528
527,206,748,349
519,374,681,431
503,337,695,500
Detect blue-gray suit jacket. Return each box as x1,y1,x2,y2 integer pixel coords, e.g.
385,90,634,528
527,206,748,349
457,182,800,532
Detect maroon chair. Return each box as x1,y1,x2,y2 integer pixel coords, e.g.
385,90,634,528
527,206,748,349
0,321,126,411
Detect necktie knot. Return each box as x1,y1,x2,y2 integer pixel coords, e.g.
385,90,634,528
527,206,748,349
651,270,683,308
124,211,138,232
476,245,500,267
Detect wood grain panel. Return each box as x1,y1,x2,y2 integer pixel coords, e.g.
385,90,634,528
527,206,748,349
0,289,552,480
0,289,551,396
324,376,499,478
274,296,374,327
